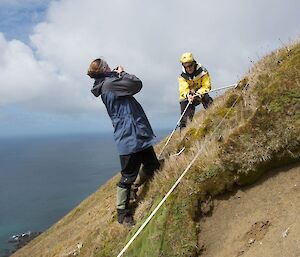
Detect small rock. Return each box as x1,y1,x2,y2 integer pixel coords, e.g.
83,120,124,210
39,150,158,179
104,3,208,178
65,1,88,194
248,238,255,244
61,243,83,257
237,249,245,256
200,196,213,215
282,227,290,238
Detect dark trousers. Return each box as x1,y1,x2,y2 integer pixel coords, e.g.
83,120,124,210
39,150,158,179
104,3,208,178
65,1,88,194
118,146,160,189
179,93,213,129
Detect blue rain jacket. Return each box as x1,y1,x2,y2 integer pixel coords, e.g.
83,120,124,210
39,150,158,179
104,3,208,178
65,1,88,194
91,72,156,155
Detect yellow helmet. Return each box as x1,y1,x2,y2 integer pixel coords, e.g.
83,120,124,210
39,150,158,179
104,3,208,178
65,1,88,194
180,52,194,63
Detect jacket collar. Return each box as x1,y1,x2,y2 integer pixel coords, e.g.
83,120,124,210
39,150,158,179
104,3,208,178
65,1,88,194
181,63,206,80
91,72,119,97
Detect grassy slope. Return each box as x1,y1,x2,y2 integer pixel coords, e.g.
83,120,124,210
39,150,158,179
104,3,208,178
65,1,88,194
12,41,300,257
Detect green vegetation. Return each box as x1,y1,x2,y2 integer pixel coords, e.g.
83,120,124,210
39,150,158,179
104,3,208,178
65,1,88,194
12,40,300,257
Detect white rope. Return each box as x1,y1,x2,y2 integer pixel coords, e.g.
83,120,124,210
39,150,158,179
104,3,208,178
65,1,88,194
117,82,245,257
158,83,238,159
158,102,191,159
170,147,185,157
196,83,238,96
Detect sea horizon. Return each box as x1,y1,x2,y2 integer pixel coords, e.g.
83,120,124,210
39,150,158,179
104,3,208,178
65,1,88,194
0,129,170,256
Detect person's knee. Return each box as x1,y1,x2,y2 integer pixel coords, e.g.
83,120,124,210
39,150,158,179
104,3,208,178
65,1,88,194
118,175,136,188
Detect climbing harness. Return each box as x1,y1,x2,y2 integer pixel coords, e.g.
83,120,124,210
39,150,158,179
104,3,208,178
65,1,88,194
158,83,238,159
116,82,246,257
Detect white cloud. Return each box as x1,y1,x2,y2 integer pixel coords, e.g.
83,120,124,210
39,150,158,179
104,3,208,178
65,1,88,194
0,32,97,113
0,33,45,103
0,0,299,118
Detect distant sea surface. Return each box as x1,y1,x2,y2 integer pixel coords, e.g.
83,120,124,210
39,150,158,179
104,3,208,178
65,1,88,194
0,130,169,256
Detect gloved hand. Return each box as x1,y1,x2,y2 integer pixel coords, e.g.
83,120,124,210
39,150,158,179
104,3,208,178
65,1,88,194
188,93,194,103
113,65,124,74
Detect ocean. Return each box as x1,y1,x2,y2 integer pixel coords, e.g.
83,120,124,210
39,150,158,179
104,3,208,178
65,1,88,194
0,130,169,256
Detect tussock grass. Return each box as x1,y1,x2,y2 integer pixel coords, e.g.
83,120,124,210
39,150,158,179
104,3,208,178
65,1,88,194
12,40,300,257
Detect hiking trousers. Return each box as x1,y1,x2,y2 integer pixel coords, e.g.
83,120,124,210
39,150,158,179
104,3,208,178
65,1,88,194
116,146,160,210
179,93,213,129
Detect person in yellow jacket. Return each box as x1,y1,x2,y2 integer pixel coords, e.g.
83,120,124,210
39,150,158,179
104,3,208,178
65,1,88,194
178,52,213,128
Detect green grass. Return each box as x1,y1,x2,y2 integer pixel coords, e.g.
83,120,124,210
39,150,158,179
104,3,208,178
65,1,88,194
118,40,300,257
12,39,300,257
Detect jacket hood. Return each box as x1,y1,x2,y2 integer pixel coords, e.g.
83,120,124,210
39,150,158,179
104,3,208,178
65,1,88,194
90,72,119,97
91,79,104,97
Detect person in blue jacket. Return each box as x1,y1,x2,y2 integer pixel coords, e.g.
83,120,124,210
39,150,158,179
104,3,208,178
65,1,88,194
87,58,161,226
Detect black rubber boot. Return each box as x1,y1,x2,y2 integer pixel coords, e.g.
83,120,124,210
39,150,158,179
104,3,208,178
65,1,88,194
117,209,135,227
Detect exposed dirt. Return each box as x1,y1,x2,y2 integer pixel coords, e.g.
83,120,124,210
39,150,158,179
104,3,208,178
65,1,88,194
198,162,300,257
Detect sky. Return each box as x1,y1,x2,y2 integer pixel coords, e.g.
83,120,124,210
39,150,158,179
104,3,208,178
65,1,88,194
0,0,299,137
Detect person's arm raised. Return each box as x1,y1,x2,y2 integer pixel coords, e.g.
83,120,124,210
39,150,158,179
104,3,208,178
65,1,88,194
112,65,143,96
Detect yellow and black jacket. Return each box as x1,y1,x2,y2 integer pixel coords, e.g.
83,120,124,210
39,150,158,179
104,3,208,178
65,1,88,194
178,63,211,101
